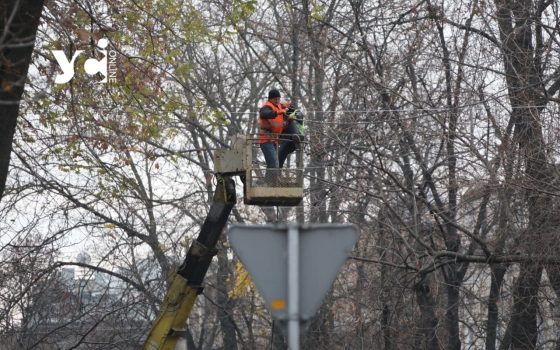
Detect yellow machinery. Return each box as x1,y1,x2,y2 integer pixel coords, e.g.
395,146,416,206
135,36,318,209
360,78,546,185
144,134,303,350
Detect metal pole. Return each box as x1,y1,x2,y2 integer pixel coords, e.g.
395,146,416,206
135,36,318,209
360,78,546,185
287,224,300,350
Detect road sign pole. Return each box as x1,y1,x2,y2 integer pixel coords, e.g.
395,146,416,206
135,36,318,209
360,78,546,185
287,224,300,350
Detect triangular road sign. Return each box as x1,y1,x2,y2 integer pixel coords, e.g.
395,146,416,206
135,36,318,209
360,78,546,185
228,224,359,320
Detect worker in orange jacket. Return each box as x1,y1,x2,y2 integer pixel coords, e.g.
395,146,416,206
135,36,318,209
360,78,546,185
258,89,296,170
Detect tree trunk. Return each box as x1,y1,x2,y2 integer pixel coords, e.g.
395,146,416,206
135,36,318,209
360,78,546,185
303,0,328,224
271,320,287,350
444,275,461,350
510,263,543,350
414,277,441,350
493,0,552,347
216,244,238,350
0,0,45,200
485,265,507,350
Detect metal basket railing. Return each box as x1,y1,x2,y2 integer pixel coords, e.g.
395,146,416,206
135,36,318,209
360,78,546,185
214,133,305,206
246,134,305,189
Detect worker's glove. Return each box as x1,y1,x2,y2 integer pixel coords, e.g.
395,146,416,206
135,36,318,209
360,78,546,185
287,111,296,121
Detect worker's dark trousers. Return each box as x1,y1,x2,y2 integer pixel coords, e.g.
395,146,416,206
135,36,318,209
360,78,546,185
260,141,294,169
278,121,300,168
260,142,279,185
260,142,278,168
279,141,295,168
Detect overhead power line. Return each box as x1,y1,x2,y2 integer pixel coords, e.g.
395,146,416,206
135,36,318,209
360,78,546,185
227,105,553,115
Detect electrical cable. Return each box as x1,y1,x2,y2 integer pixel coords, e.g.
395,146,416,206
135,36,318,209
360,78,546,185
225,104,555,115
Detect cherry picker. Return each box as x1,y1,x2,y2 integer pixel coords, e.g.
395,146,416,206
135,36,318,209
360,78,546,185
144,135,304,350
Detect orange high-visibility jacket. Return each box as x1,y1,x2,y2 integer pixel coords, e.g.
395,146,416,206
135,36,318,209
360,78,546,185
258,100,289,144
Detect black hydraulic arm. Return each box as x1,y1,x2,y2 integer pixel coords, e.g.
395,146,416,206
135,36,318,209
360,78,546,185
144,175,236,350
177,175,236,285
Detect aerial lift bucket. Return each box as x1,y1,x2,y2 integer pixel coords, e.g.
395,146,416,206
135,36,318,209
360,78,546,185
215,134,304,206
